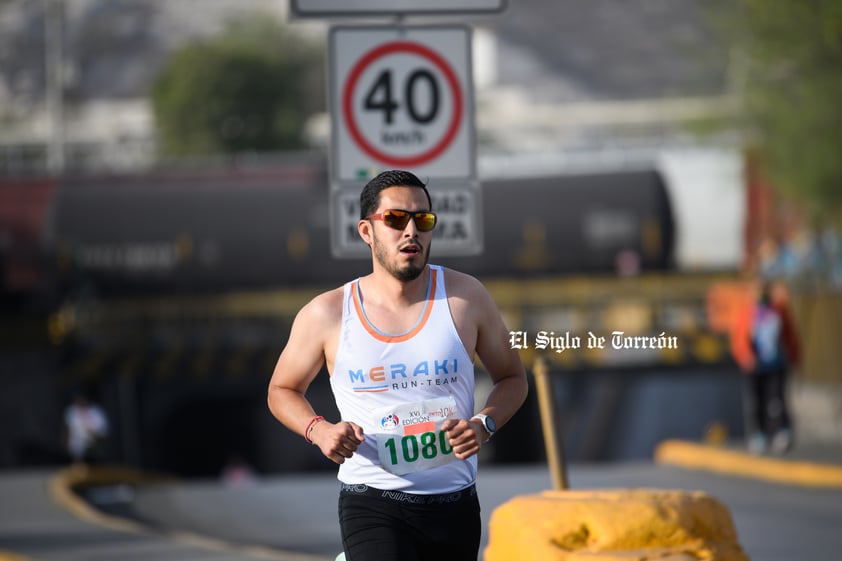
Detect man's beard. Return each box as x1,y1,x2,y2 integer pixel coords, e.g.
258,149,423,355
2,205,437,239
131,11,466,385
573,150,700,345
372,234,430,281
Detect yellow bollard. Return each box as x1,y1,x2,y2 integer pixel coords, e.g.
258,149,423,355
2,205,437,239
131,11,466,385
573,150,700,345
532,356,569,490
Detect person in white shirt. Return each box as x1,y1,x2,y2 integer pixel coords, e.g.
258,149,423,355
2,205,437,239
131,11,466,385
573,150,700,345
268,170,528,561
64,391,109,464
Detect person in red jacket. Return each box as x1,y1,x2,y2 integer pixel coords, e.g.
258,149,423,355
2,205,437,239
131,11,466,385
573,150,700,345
730,279,801,455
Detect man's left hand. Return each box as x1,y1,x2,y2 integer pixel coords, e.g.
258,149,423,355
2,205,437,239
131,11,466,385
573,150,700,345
442,418,487,460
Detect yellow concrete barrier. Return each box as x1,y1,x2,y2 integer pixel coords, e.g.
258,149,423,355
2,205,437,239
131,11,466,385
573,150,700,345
484,489,749,561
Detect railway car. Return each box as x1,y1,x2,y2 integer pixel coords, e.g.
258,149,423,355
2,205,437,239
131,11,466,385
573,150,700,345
42,160,675,295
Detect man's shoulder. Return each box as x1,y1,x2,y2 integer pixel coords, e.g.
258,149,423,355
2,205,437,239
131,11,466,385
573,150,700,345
299,285,346,324
439,267,495,317
439,266,486,295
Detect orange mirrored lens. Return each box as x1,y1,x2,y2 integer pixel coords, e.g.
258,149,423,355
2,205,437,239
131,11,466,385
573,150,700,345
382,210,412,229
379,209,437,232
413,213,437,232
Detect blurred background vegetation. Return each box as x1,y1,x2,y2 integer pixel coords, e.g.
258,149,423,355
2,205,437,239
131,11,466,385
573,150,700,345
152,16,325,157
712,0,842,223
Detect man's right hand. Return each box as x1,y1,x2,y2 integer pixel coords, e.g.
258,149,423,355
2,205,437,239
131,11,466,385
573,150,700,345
311,421,365,464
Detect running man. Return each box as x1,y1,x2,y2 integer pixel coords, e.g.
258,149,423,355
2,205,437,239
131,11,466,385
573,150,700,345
268,169,528,561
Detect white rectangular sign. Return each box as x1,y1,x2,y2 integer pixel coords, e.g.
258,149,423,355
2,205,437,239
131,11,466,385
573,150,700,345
330,26,475,183
330,181,483,258
293,0,506,17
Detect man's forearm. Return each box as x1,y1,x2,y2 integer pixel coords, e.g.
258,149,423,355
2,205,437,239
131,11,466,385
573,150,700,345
267,386,320,438
478,374,528,429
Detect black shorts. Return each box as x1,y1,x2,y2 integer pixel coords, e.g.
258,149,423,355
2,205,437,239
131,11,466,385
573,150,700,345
338,483,481,561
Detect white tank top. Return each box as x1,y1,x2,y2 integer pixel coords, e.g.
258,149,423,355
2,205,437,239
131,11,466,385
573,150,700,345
330,265,477,493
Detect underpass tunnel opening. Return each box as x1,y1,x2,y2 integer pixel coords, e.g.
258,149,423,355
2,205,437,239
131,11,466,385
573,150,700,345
157,393,262,478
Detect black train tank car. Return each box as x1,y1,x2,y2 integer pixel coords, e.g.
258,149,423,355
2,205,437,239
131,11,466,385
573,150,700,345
46,164,674,294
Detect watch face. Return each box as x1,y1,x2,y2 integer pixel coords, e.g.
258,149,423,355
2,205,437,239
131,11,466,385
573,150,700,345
485,415,497,433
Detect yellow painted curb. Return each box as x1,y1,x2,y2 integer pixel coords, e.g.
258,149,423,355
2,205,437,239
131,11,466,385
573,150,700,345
0,551,37,561
484,489,749,561
654,440,842,488
50,465,332,561
50,464,172,534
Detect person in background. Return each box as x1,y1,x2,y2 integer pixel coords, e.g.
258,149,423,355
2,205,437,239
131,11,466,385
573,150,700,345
221,453,257,487
730,279,801,455
267,170,528,561
63,391,109,465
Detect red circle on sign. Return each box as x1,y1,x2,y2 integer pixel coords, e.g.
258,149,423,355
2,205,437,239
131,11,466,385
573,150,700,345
342,41,463,167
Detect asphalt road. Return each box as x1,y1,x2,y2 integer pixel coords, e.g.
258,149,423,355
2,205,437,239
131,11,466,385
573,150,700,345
126,463,842,561
2,458,840,561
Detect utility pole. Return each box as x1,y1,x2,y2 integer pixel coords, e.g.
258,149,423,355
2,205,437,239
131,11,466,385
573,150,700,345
45,0,65,174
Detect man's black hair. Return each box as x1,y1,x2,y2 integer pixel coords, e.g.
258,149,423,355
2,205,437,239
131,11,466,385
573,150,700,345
359,170,432,220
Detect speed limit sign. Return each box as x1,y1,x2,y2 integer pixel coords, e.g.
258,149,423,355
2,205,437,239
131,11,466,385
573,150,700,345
330,26,475,182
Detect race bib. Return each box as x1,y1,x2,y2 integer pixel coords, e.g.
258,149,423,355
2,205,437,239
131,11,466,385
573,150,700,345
375,396,459,475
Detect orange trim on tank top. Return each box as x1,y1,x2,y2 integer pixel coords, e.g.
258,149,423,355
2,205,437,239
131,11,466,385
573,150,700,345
351,268,438,343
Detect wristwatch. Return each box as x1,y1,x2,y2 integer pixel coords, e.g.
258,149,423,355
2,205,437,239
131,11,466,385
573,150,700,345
471,414,497,441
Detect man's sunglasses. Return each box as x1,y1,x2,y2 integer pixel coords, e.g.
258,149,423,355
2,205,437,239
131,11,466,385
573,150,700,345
366,209,438,232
